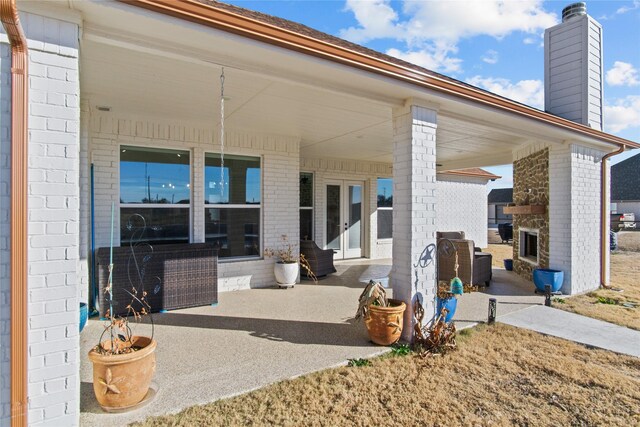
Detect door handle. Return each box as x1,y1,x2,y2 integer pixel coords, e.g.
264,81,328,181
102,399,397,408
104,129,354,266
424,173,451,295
344,222,348,230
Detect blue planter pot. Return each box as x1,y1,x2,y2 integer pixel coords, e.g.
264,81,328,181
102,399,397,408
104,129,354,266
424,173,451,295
533,269,564,293
79,302,88,332
436,297,458,323
504,259,513,271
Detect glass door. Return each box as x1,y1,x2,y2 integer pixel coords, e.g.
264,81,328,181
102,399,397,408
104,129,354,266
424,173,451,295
325,181,363,259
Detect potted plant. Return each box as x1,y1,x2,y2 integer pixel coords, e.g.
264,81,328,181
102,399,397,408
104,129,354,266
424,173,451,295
264,235,316,287
88,209,157,411
355,280,406,345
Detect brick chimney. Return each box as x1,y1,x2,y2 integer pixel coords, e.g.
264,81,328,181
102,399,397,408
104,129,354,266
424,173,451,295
544,2,604,130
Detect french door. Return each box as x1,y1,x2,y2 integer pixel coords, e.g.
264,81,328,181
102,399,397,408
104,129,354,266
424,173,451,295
325,180,363,259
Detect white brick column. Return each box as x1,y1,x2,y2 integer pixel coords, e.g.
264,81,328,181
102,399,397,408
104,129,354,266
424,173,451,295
549,143,605,295
391,104,437,341
1,11,81,426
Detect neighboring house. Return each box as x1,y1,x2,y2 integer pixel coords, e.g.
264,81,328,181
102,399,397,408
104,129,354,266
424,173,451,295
1,1,639,425
611,153,640,219
488,188,513,226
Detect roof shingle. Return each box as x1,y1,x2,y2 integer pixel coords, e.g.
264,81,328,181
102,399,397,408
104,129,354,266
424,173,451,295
611,153,640,201
488,188,513,204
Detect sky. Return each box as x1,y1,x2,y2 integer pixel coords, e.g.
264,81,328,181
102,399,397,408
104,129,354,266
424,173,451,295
224,0,640,191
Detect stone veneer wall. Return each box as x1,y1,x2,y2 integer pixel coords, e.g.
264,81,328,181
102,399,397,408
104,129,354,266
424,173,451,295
512,148,550,280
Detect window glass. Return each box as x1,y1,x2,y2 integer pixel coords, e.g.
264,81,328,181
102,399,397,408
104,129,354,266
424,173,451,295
377,178,393,239
300,172,313,207
120,146,190,204
300,172,314,240
300,209,313,241
120,208,189,246
377,210,393,239
205,154,261,205
377,178,393,207
205,208,260,257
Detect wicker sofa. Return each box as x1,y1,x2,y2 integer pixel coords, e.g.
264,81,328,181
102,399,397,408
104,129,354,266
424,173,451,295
437,238,492,287
97,243,218,317
300,240,336,278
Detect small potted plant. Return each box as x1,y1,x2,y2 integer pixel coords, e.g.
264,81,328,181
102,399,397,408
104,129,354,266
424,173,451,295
87,209,157,411
355,280,406,345
264,235,316,287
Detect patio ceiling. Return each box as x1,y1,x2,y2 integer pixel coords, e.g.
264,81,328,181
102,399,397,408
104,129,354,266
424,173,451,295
77,0,567,169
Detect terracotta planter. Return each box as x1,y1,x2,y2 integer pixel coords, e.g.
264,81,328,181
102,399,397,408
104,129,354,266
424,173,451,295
274,261,299,286
364,299,406,345
88,336,157,411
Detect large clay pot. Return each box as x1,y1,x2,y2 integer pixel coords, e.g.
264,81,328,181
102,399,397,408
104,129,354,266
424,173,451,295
88,336,157,411
365,299,406,345
274,262,299,286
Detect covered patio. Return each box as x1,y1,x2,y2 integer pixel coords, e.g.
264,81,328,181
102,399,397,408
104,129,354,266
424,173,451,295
79,259,543,425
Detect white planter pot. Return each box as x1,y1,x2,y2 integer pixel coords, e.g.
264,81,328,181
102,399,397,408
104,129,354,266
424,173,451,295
274,262,299,287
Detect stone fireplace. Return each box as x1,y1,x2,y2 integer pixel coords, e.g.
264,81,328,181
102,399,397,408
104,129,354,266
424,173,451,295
519,228,539,265
512,148,549,281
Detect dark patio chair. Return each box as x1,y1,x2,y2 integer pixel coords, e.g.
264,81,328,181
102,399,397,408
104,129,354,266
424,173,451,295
300,240,336,278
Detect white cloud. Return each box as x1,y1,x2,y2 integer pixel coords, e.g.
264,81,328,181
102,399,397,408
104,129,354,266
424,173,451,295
604,96,640,133
600,0,640,20
466,76,544,109
606,61,640,87
340,0,557,44
387,42,462,73
482,50,499,64
523,37,537,45
339,0,402,43
616,0,640,15
339,0,557,74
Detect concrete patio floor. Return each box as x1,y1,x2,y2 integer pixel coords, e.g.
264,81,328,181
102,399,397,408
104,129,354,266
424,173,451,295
79,259,542,426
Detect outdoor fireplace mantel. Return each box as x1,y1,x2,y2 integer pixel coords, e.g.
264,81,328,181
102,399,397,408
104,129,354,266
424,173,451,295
503,205,546,215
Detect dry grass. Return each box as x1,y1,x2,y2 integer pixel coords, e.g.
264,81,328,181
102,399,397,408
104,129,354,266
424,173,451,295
482,243,513,268
484,228,640,330
133,325,640,427
557,251,640,330
618,232,640,252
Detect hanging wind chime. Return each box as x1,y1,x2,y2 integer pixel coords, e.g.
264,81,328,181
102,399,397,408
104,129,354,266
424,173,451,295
219,67,226,200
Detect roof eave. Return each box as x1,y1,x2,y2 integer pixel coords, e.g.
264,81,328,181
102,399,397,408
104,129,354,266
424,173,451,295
120,0,639,150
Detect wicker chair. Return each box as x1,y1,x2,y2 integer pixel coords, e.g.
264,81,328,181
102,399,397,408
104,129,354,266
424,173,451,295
437,239,492,287
436,231,465,240
300,240,336,278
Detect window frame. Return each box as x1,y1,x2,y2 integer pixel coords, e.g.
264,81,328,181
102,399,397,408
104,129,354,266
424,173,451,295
118,144,193,245
376,177,393,242
299,171,314,241
203,151,263,261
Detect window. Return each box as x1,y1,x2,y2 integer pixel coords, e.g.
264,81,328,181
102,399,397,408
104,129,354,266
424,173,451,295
204,153,261,258
377,178,393,240
120,146,191,245
300,172,313,240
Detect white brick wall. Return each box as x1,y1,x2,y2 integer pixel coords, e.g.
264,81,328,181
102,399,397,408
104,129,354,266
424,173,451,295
436,174,489,248
86,114,300,293
549,143,605,294
0,39,12,425
300,157,392,259
1,11,81,426
298,159,490,259
391,104,438,341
